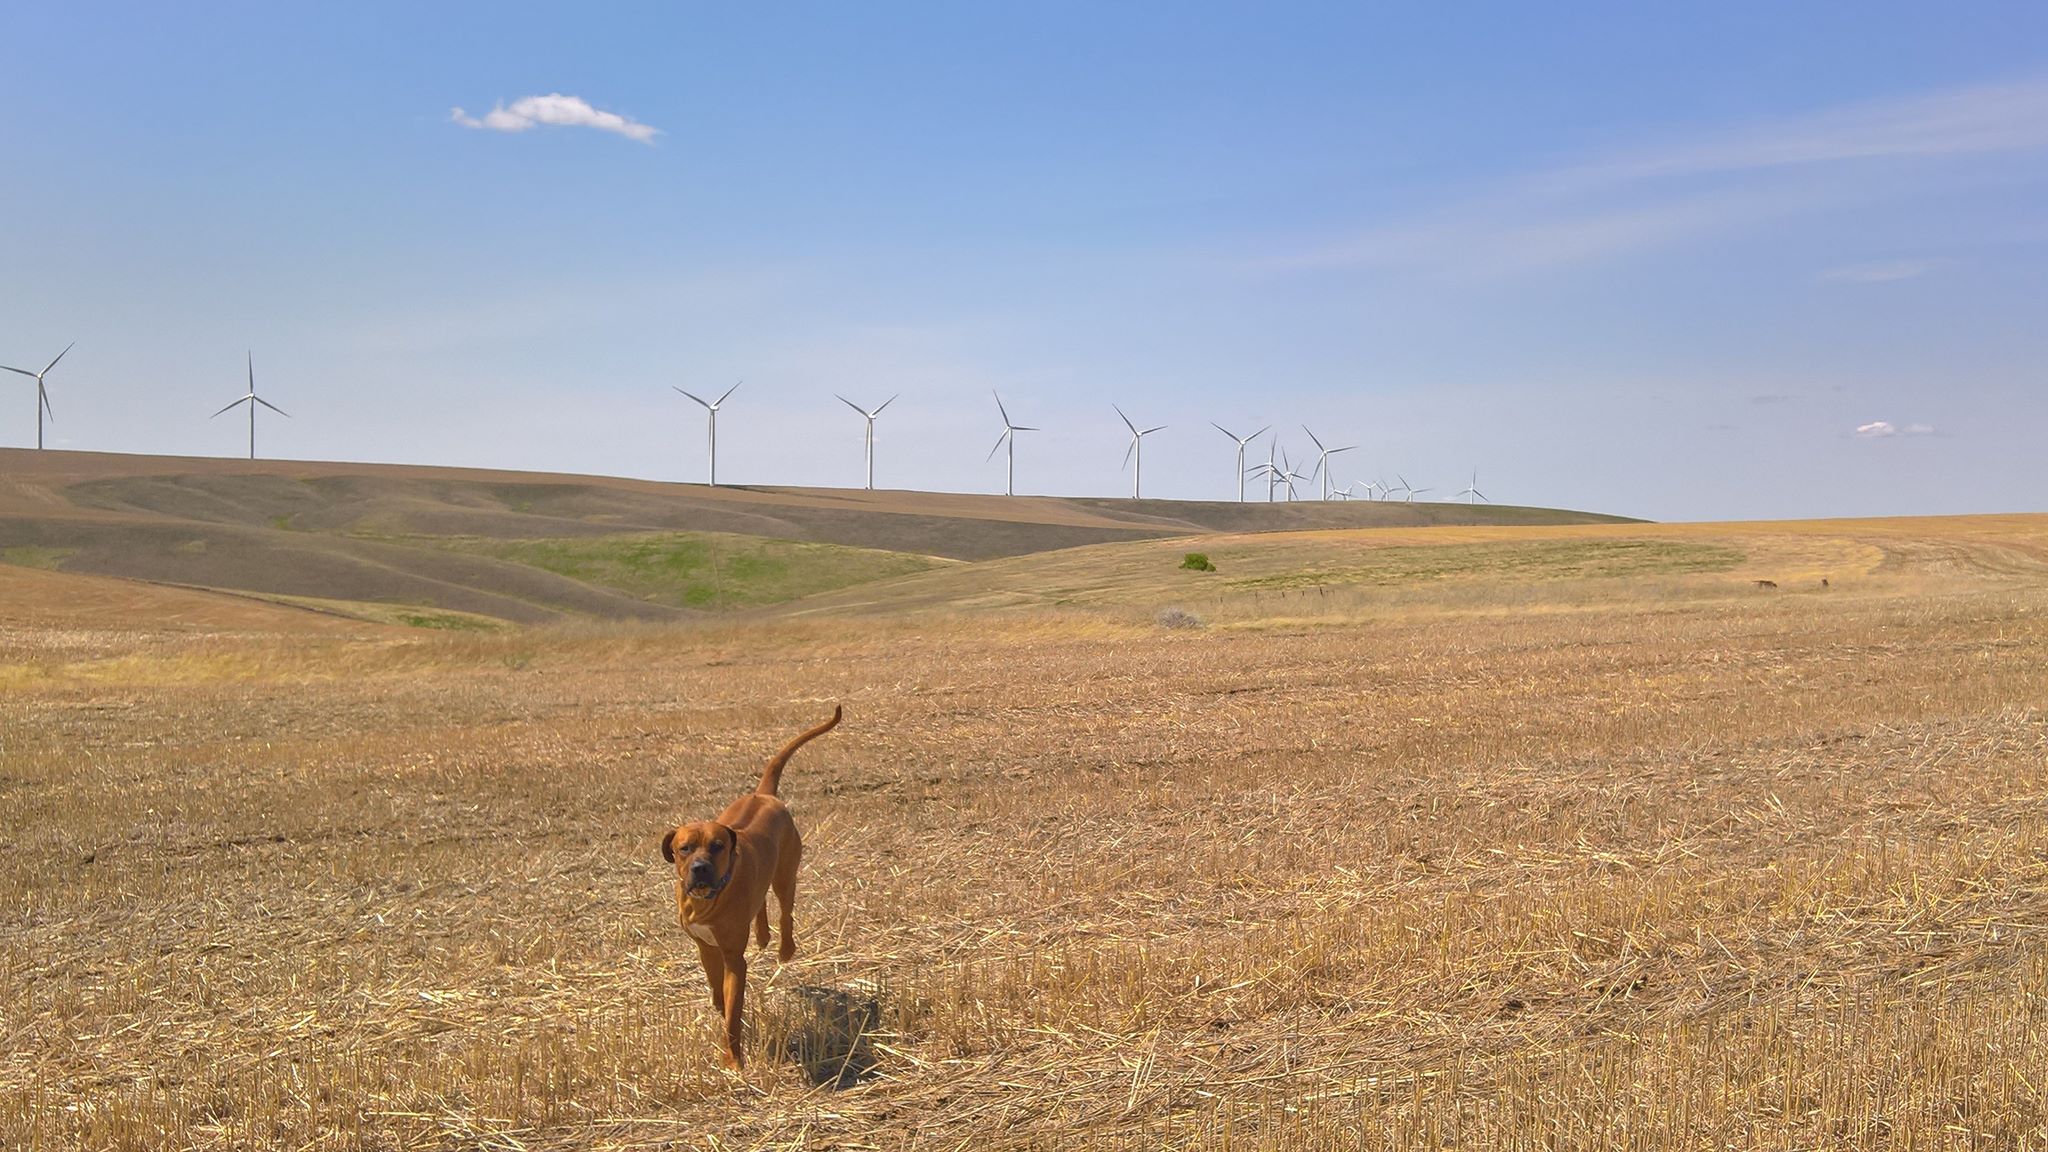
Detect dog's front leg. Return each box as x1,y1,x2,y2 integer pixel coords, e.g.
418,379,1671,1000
719,951,748,1069
696,940,726,1014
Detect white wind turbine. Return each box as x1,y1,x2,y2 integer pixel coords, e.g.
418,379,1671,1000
1115,405,1166,500
836,393,897,490
674,381,741,486
210,352,289,460
2,341,72,450
1211,422,1269,503
1453,468,1489,503
987,392,1037,496
1272,447,1309,501
1301,425,1356,501
1396,473,1434,502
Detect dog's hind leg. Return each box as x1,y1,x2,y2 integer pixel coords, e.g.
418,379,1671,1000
774,839,800,963
754,905,771,949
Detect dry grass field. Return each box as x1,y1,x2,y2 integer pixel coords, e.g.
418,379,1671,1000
4,512,2048,1149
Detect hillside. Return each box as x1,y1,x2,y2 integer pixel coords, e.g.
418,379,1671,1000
0,448,1635,625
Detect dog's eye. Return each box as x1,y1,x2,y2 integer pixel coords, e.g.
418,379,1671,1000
708,841,723,853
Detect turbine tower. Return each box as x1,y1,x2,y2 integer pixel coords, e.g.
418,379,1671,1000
1211,422,1269,503
1454,468,1489,503
836,393,897,490
210,352,289,460
1301,425,1357,501
1115,405,1166,500
987,392,1037,496
1,341,72,450
674,381,741,486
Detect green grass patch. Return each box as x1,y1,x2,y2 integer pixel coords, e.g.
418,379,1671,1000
435,531,945,610
0,546,78,570
395,610,497,631
1227,538,1745,591
1180,552,1215,572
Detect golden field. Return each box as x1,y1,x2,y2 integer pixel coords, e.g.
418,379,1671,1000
3,513,2047,1149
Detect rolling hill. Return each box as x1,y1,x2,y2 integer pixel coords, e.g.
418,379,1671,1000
0,448,1637,625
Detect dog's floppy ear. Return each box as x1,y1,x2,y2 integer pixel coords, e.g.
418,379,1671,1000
660,826,682,864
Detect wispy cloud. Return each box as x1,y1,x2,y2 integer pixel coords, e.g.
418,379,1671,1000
1270,78,2048,277
1818,259,1941,284
451,94,659,143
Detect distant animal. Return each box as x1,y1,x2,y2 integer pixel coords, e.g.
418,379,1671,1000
1821,577,1830,589
1754,579,1778,589
661,705,842,1069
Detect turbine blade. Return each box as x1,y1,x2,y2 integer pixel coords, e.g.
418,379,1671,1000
674,387,711,408
0,365,35,379
1143,424,1166,435
874,394,897,416
256,396,291,417
1332,445,1357,455
837,394,867,416
39,383,53,421
1115,404,1137,435
1302,425,1325,451
1248,425,1269,442
247,351,255,391
717,380,742,405
211,396,251,418
1013,425,1038,432
1212,422,1238,440
43,341,75,376
987,430,1010,461
993,391,1011,425
1122,440,1135,470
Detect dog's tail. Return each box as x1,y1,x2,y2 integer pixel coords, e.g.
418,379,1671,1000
757,705,842,797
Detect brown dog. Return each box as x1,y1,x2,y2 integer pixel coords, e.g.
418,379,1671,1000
661,705,841,1068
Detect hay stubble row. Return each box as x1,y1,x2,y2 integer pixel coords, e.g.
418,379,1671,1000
3,515,2048,1149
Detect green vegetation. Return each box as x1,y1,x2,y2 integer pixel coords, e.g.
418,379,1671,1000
1180,552,1215,572
0,546,76,570
435,531,945,610
396,611,497,631
1227,538,1744,591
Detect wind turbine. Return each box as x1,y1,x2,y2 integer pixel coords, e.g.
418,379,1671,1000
1274,448,1309,501
674,381,741,486
1,342,72,450
1115,405,1166,500
1211,422,1269,503
1301,425,1357,501
1454,469,1489,504
836,393,897,490
211,352,289,460
987,392,1037,496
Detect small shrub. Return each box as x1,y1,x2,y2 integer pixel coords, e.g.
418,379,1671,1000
1156,607,1205,630
1180,552,1215,572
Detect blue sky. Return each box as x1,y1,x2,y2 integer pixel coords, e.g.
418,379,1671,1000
2,3,2044,520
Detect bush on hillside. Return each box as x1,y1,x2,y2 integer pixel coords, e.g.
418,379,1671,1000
1180,552,1215,572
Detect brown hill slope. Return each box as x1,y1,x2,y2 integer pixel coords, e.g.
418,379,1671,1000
0,449,1635,623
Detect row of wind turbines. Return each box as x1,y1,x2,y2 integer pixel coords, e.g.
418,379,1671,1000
5,342,1491,503
6,343,289,458
677,383,1492,504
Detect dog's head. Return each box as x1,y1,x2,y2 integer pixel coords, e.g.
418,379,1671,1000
661,820,740,898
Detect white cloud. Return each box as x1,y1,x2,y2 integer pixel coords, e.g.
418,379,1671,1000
451,94,659,143
1818,260,1940,284
1855,420,1938,438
